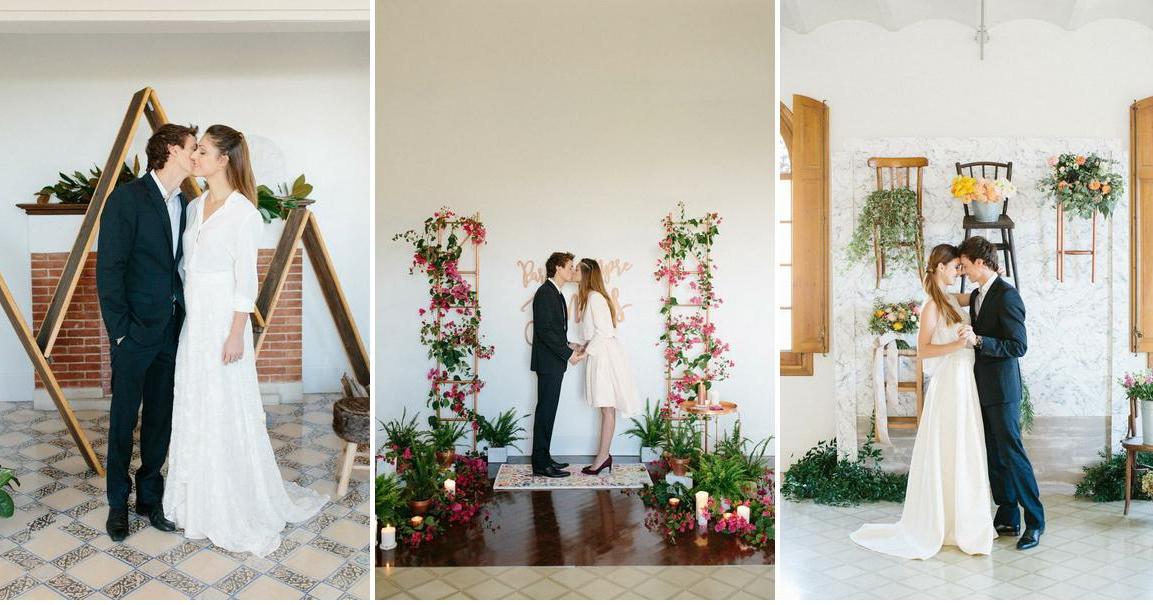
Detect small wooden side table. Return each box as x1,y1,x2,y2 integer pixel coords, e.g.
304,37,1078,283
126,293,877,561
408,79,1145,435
1123,396,1153,515
678,401,738,452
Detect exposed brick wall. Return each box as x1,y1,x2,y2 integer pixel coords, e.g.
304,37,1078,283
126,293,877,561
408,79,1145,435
30,249,303,392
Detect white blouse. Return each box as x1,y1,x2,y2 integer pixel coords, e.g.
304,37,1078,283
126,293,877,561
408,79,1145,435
579,291,617,355
180,190,263,313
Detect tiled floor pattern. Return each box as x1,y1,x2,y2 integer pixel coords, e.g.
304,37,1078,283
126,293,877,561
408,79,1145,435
0,395,369,599
377,564,775,599
780,484,1153,600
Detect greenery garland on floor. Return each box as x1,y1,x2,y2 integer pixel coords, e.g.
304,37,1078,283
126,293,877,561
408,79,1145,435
1074,449,1153,502
782,435,907,507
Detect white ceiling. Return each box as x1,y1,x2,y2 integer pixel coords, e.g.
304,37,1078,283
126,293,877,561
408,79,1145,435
781,0,1153,33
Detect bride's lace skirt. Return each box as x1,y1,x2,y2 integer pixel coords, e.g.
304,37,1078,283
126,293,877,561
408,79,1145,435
164,271,327,557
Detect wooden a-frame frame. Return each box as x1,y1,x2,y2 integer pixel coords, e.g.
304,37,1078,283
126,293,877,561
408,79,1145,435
0,88,369,476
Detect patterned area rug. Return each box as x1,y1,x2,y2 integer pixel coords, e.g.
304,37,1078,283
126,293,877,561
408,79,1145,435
0,395,369,600
493,463,653,491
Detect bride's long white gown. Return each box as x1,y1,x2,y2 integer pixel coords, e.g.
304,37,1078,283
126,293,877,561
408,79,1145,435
164,191,327,557
850,296,996,559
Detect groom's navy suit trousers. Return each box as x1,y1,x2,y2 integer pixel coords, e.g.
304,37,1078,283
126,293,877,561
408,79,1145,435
530,279,573,471
96,176,187,510
971,277,1044,531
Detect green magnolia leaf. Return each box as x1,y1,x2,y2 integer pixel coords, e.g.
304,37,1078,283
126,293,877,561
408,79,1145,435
0,491,12,518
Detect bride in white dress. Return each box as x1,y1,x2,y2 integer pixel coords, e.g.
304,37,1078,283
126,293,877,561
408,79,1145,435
850,244,996,559
574,258,641,475
163,125,327,557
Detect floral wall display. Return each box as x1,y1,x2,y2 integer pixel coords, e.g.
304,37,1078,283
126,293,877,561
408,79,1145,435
655,202,734,412
393,208,493,437
828,137,1146,459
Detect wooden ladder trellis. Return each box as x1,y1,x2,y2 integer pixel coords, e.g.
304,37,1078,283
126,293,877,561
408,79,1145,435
0,87,370,476
431,220,481,452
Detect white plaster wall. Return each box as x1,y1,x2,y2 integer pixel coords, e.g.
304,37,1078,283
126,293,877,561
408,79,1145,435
377,0,775,456
0,32,369,399
781,18,1153,463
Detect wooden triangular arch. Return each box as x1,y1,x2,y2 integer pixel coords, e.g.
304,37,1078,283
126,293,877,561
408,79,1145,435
0,88,369,476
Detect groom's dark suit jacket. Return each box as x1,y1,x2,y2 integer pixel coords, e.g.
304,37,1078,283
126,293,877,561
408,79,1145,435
96,175,188,347
530,280,573,373
970,276,1027,405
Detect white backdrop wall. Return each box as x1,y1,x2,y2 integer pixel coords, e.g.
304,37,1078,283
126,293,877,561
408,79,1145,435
377,0,775,456
0,32,369,399
780,19,1153,467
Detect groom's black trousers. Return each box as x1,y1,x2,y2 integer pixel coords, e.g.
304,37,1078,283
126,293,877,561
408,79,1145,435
106,312,181,510
982,399,1044,530
531,371,564,470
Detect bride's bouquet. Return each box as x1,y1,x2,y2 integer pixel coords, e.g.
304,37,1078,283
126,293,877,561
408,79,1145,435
868,299,920,337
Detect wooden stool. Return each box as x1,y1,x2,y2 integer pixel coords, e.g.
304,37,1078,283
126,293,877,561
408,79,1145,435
332,396,371,497
955,162,1019,291
1122,396,1153,515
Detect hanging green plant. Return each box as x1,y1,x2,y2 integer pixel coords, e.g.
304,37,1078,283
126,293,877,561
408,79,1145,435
846,187,922,275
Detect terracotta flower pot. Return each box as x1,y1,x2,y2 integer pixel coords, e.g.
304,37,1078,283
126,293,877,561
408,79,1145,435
436,450,456,468
668,456,691,477
409,498,432,515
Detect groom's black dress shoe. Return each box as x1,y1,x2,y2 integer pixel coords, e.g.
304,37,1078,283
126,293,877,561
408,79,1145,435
532,466,571,478
549,460,570,470
995,524,1021,537
136,503,177,532
106,507,130,542
1016,527,1043,550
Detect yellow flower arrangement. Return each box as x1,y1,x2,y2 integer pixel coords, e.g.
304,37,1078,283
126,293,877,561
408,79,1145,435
950,175,976,202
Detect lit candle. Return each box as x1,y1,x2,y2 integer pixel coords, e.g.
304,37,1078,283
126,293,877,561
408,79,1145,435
723,512,733,520
380,525,396,550
668,497,680,508
410,516,423,528
444,478,456,495
695,491,709,526
737,505,750,522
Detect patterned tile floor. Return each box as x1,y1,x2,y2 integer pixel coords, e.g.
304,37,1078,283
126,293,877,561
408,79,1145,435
779,484,1153,600
377,564,775,599
0,395,370,599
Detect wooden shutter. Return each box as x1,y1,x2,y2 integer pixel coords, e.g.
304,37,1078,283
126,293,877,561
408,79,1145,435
1132,98,1153,354
789,94,829,353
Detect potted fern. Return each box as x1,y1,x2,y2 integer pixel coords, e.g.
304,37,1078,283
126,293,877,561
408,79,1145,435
379,409,421,475
624,399,668,463
428,416,469,468
0,467,19,519
663,416,701,477
375,472,405,529
402,440,441,515
476,409,529,464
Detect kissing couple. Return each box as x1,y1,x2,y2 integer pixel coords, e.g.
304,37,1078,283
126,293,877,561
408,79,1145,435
851,236,1044,559
528,252,642,478
96,123,327,556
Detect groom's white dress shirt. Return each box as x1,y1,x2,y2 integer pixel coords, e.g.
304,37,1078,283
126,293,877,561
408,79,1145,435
150,170,182,259
973,274,997,318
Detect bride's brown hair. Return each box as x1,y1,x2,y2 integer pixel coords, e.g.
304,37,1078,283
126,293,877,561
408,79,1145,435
576,258,617,328
924,244,963,326
205,124,258,209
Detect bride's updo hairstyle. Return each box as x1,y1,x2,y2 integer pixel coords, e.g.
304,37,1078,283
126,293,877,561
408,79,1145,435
924,244,964,326
204,124,258,209
576,258,617,328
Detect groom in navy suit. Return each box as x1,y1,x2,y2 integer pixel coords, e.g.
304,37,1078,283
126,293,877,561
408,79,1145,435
96,124,198,541
529,252,586,478
959,236,1045,551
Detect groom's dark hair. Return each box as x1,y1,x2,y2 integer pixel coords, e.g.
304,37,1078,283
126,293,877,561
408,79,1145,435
545,252,575,278
146,123,199,171
958,236,1000,272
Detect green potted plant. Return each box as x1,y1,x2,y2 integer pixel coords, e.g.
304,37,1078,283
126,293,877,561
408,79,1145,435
846,187,921,275
476,408,529,464
379,408,422,475
662,416,701,477
375,472,405,529
402,440,441,515
694,451,757,507
428,416,469,468
0,466,19,519
36,157,142,204
624,399,669,463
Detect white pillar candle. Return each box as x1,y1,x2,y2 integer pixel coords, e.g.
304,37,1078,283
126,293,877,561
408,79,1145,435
444,478,456,495
737,505,751,522
695,490,709,526
381,525,397,550
709,391,719,405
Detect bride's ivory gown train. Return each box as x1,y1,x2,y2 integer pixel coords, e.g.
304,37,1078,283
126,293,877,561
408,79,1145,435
850,296,996,559
163,191,327,557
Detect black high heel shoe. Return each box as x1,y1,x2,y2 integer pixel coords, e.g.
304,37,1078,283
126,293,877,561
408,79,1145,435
581,455,613,475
